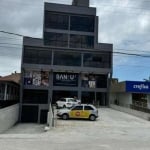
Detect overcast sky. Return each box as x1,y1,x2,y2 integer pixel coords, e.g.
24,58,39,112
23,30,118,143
0,0,150,81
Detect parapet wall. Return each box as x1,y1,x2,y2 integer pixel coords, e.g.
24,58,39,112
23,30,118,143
0,104,19,133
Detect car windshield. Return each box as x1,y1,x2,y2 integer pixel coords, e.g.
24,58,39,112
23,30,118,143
68,98,76,102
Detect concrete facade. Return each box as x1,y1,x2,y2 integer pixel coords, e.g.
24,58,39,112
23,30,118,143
0,104,19,133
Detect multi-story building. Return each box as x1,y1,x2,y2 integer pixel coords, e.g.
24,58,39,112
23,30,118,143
20,0,113,123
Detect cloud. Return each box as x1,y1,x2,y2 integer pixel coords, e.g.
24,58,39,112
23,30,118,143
0,0,149,80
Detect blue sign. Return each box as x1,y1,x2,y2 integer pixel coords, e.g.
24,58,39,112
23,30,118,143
126,81,150,93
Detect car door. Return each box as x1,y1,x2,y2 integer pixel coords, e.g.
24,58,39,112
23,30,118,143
83,106,93,118
58,98,65,107
69,105,84,118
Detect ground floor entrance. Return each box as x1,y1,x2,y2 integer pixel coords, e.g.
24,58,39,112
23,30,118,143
52,90,107,107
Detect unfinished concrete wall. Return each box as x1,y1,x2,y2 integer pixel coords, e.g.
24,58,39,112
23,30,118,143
0,104,19,133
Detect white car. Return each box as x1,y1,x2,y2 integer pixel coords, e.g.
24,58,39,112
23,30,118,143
56,98,80,108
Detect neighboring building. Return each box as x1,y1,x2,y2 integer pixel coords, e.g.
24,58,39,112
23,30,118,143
20,0,113,123
0,73,20,101
110,80,150,109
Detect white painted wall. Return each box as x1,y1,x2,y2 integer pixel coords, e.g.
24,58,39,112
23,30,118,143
117,93,132,107
0,104,19,133
110,93,132,107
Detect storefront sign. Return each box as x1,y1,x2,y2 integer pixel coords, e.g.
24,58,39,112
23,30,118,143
53,73,78,86
126,81,150,93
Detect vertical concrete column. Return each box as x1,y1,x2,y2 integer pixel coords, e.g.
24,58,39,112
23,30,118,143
147,95,150,109
4,83,7,100
78,73,81,100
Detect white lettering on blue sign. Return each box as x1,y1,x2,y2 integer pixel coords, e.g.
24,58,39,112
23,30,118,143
133,84,149,90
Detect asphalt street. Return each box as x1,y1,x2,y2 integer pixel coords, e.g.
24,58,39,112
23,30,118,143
0,108,150,150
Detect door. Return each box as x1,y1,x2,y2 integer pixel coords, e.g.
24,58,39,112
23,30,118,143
69,105,84,118
21,105,39,123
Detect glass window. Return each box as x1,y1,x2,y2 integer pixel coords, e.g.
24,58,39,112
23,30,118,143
53,51,81,66
70,34,94,49
72,106,83,110
81,74,96,88
96,92,107,106
84,106,94,110
60,98,66,102
23,90,48,104
70,15,94,32
44,32,68,47
96,75,107,88
45,12,69,30
24,71,49,87
23,48,52,65
81,74,107,88
132,93,147,108
81,92,95,104
83,52,111,68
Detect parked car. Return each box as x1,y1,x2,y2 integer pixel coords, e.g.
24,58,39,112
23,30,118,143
56,98,80,108
57,104,98,121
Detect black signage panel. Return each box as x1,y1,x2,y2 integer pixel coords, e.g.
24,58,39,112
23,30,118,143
53,72,78,87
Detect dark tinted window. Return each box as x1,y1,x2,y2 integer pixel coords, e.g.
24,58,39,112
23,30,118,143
54,51,81,66
84,106,94,110
23,90,48,104
70,15,94,32
70,34,94,49
96,75,107,88
21,106,38,123
81,74,107,88
44,32,68,47
72,106,83,110
83,53,111,68
23,48,52,64
45,12,69,30
60,98,66,102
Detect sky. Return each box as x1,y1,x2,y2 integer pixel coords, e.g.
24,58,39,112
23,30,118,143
0,0,150,81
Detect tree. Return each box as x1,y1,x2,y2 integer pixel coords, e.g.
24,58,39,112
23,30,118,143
143,76,150,82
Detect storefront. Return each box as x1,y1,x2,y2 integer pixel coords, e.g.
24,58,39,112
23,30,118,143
23,70,108,106
110,81,150,109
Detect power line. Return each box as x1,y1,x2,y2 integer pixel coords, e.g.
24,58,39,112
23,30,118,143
0,36,21,40
115,48,150,54
0,31,150,58
0,31,24,37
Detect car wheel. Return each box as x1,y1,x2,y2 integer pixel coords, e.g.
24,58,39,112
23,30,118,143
89,115,96,121
62,114,69,120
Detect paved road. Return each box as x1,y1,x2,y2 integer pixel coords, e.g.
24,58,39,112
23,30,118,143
0,108,150,150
